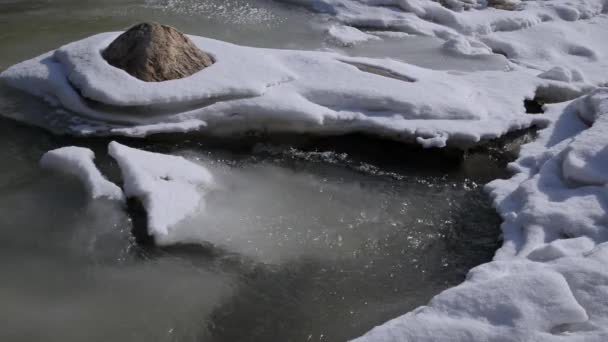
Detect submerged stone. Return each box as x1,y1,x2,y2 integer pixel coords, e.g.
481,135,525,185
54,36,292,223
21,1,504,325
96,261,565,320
102,22,214,82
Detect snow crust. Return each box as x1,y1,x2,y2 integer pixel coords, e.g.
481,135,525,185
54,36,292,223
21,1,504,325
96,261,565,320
354,89,608,341
40,146,124,201
108,142,213,238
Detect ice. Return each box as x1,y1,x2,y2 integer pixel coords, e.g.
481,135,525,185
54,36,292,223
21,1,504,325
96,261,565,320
40,146,124,201
108,141,214,238
109,119,207,137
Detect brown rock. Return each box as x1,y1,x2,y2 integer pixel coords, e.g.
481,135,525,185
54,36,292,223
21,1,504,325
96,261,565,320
102,22,214,82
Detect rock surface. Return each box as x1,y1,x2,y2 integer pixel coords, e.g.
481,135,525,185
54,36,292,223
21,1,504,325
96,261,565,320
102,22,214,82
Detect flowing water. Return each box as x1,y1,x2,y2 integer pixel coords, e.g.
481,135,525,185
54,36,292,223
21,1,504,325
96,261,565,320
0,0,514,341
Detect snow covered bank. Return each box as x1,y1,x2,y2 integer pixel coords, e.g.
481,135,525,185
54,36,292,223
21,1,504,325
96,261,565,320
40,146,124,201
353,89,608,341
285,0,608,84
108,142,214,240
0,30,580,147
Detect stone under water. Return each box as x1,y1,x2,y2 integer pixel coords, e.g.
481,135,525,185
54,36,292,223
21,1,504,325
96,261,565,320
102,22,214,82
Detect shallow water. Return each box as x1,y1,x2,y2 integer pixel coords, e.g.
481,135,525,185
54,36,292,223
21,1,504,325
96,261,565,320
0,1,510,341
0,116,506,342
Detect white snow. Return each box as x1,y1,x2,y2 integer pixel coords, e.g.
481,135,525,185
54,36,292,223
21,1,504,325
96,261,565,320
0,30,580,148
109,119,207,137
441,36,493,56
354,89,608,341
326,25,381,46
40,146,124,201
108,142,214,239
3,1,608,340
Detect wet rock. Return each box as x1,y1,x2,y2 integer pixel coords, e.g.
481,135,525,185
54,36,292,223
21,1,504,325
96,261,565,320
102,22,214,82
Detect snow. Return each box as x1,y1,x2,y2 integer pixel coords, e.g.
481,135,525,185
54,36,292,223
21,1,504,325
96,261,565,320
109,119,207,137
108,142,214,239
326,25,380,46
0,30,580,148
441,36,493,56
40,146,124,201
354,88,608,341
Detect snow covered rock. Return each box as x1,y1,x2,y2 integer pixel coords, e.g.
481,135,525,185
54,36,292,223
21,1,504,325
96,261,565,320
108,142,214,239
0,31,559,147
40,146,124,201
102,22,214,82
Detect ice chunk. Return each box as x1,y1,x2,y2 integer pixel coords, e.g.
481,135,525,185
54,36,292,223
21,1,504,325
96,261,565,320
326,25,380,46
107,142,214,237
40,146,124,201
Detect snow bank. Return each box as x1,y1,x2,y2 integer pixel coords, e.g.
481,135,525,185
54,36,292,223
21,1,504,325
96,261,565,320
40,146,124,201
0,30,573,148
354,89,608,341
108,142,214,239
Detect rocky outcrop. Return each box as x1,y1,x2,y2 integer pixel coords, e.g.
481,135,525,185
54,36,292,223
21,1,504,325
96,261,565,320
102,22,214,82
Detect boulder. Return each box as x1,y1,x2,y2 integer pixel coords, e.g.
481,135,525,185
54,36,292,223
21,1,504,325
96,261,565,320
102,22,214,82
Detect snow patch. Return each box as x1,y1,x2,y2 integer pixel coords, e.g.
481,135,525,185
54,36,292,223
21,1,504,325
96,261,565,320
107,142,214,238
40,146,124,201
